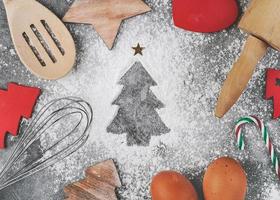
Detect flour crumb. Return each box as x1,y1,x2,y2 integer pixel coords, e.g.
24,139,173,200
9,49,16,55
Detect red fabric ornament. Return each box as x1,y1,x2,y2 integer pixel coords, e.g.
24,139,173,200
172,0,239,33
0,83,41,149
265,69,280,119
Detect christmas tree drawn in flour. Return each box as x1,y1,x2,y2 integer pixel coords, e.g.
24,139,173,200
107,61,170,146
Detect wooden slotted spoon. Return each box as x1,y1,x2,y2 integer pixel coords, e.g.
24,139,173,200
3,0,76,80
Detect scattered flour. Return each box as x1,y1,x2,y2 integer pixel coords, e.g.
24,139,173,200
0,0,280,199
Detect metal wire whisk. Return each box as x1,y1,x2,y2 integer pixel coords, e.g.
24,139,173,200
0,97,93,191
11,191,20,200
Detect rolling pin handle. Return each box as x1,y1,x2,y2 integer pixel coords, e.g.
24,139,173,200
215,35,268,118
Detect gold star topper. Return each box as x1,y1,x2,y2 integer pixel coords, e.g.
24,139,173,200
132,43,145,56
63,0,151,49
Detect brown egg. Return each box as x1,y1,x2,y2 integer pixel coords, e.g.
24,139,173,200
151,170,198,200
203,157,247,200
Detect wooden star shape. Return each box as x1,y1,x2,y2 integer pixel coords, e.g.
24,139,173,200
132,43,145,55
63,0,151,49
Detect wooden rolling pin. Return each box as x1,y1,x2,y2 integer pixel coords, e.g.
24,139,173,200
215,0,280,118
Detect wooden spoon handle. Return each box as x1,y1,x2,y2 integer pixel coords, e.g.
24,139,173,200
3,0,30,8
215,35,268,118
3,0,13,5
2,0,17,11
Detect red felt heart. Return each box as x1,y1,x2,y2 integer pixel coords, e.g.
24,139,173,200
173,0,239,33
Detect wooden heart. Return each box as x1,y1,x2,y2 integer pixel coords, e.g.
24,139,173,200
173,0,239,33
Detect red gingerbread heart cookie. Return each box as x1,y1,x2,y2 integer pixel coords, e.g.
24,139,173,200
173,0,239,33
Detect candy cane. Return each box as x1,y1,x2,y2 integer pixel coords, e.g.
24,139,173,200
234,116,280,179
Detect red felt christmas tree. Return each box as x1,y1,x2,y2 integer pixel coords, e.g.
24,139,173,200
0,83,41,149
265,69,280,119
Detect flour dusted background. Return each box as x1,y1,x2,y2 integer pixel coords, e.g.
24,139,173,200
0,0,280,199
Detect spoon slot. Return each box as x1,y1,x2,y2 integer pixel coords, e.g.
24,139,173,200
22,32,46,67
30,24,57,64
41,20,65,56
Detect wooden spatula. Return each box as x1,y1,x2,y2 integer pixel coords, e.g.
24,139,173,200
3,0,76,80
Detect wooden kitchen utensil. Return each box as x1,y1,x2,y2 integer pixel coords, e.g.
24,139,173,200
3,0,76,80
64,160,121,200
215,0,280,118
63,0,151,49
